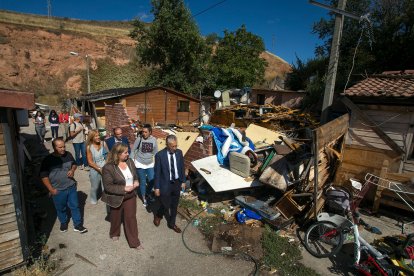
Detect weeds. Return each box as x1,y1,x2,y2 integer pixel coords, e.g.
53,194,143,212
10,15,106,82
179,197,203,212
262,225,319,276
12,235,59,276
199,213,224,237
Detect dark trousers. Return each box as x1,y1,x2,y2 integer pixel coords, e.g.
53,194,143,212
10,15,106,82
109,193,140,248
51,126,59,139
156,180,181,227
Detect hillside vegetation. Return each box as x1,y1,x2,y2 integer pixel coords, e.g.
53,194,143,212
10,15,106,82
0,10,290,106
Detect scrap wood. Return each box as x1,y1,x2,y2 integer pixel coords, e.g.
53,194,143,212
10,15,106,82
75,253,97,268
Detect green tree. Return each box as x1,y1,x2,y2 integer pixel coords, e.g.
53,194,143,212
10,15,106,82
287,0,414,109
210,25,267,89
130,0,209,94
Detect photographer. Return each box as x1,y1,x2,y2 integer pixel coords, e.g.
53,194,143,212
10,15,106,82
131,124,158,207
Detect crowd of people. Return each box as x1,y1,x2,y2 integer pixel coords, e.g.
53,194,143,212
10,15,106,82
38,113,185,250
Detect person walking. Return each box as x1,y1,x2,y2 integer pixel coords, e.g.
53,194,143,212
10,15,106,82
153,135,186,234
101,143,143,250
59,110,70,141
48,110,59,141
86,129,107,205
105,127,131,153
69,113,89,170
131,124,158,207
40,138,88,233
33,110,46,144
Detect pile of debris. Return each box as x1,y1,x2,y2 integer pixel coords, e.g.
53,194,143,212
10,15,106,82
209,104,319,133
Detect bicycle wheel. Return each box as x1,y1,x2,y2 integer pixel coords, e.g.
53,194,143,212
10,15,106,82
304,220,344,258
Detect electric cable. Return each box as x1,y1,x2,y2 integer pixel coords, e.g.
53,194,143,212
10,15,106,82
181,208,259,276
192,0,228,18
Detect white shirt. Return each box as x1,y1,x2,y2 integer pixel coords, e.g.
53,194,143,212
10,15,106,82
167,151,179,181
119,166,133,186
133,159,154,169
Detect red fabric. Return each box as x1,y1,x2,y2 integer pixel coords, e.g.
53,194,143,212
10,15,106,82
59,112,69,123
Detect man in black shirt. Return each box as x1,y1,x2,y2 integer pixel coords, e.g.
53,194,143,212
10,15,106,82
40,138,87,233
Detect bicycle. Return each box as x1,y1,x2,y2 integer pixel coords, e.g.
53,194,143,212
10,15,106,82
304,211,414,275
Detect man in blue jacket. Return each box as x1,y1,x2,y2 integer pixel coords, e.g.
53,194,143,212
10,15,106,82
105,127,131,154
153,135,186,233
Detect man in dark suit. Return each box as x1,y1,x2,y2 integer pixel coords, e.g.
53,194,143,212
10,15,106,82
105,127,131,154
153,135,186,233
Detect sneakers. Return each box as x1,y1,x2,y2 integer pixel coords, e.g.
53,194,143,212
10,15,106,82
142,200,147,207
84,166,90,171
74,225,88,233
60,223,68,233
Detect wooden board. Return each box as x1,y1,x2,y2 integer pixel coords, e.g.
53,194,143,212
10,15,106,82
342,97,404,155
0,203,15,215
0,175,10,186
245,124,285,148
0,184,12,194
0,253,23,271
0,155,7,166
0,212,17,225
313,114,349,151
0,145,5,155
0,165,9,176
0,220,18,234
0,238,21,252
0,194,13,205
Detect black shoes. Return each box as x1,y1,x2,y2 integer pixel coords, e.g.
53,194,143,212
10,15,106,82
74,225,88,233
60,223,68,233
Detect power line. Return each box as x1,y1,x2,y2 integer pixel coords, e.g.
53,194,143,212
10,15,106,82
192,0,228,18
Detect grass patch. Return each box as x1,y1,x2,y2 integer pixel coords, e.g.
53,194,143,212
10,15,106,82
179,197,203,212
199,214,224,237
262,225,319,276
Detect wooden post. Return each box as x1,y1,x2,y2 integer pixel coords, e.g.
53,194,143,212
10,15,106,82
372,160,389,213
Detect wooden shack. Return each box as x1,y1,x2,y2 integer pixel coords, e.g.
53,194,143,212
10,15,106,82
336,71,414,182
78,86,201,128
334,71,414,210
0,88,34,272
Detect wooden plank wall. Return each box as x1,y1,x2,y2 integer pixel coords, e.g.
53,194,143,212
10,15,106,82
347,109,411,152
125,89,200,125
334,144,401,185
0,122,23,271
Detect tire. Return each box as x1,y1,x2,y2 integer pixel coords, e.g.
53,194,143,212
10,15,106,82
304,220,344,258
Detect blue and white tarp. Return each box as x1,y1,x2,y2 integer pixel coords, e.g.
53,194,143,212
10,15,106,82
211,127,255,165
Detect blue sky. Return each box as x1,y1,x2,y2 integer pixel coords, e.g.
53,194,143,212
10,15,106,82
0,0,330,64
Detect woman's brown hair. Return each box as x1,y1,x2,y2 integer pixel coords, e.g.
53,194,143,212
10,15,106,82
107,143,129,165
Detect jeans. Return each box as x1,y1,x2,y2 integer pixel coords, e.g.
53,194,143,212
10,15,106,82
73,142,87,167
51,126,59,139
35,125,46,143
89,169,102,204
52,185,82,226
136,167,154,199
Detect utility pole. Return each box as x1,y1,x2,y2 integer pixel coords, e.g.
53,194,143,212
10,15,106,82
320,0,347,124
47,0,52,19
310,0,362,124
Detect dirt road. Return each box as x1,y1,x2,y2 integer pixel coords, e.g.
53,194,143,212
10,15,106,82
21,123,254,276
